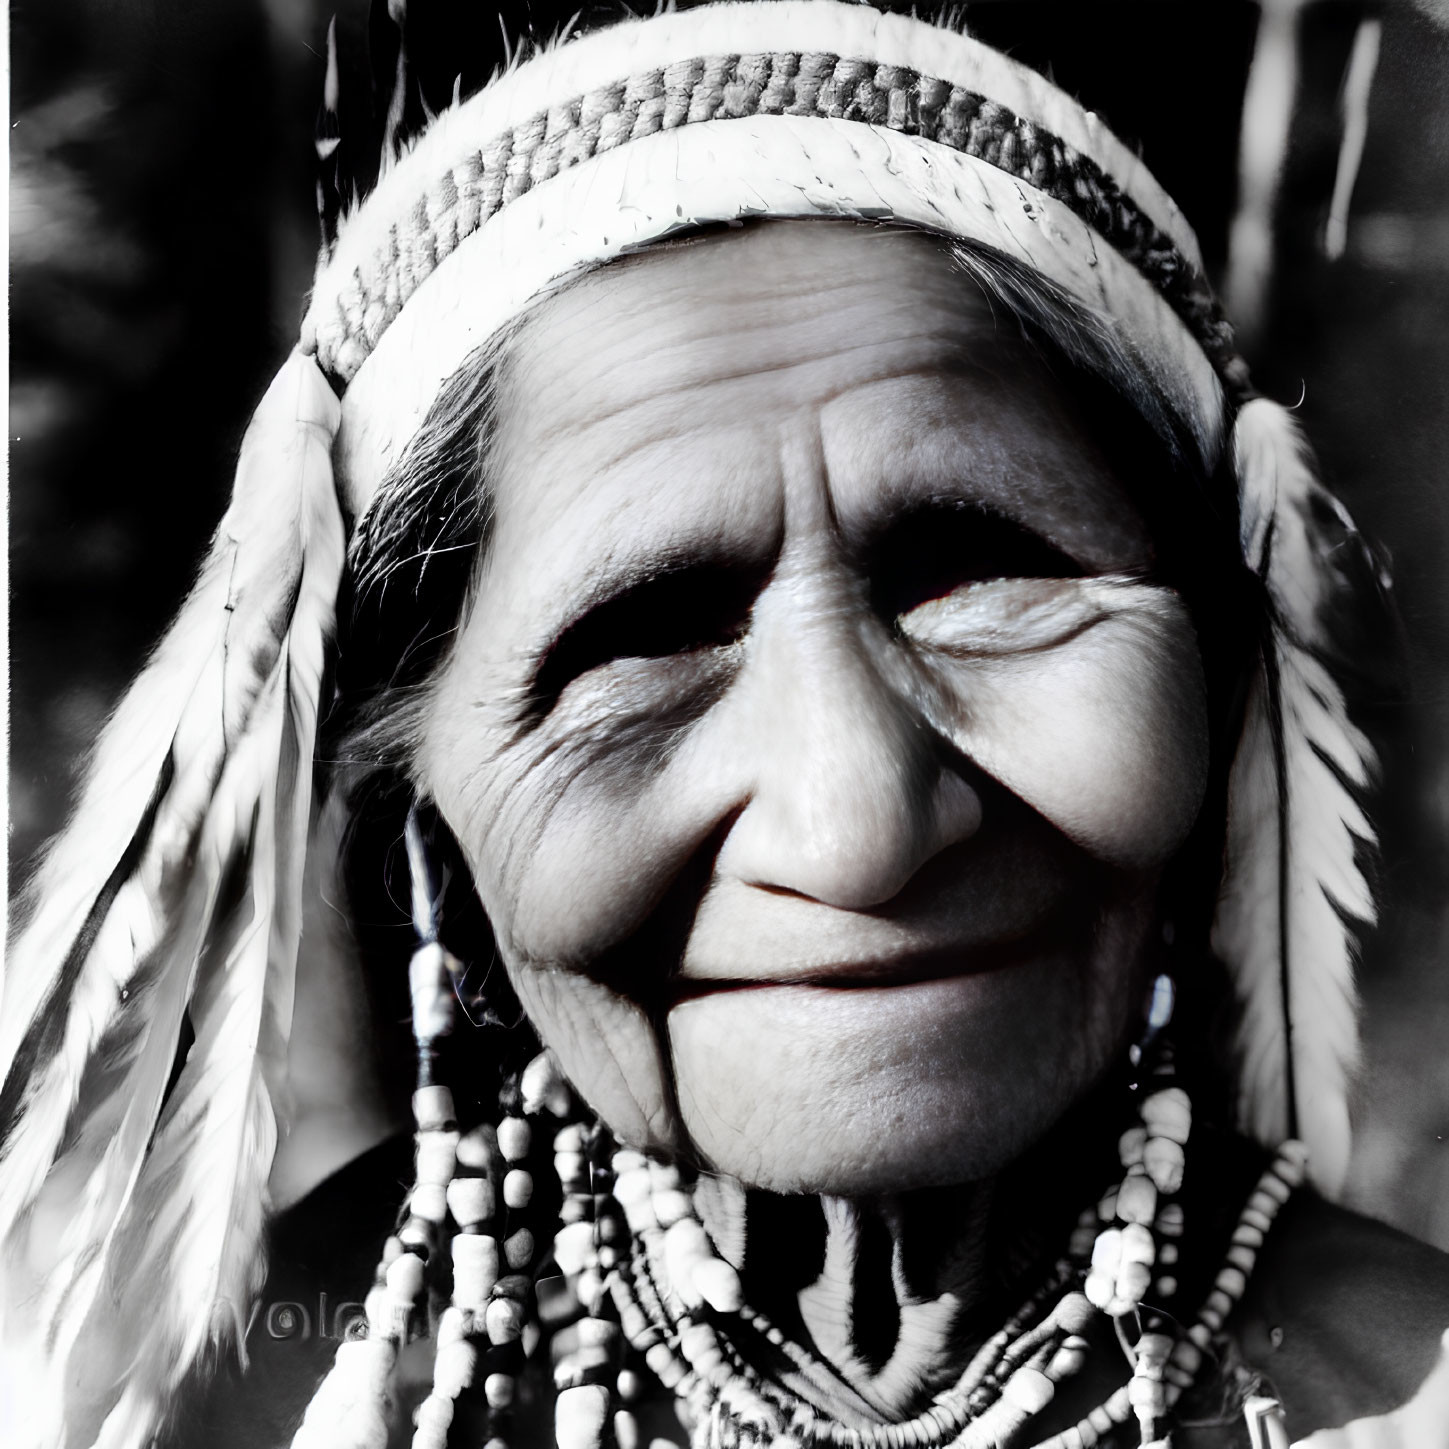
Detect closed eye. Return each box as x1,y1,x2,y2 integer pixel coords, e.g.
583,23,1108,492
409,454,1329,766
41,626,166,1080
530,562,762,716
869,502,1083,623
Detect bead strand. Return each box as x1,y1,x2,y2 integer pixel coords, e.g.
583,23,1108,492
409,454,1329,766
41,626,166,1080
290,931,458,1449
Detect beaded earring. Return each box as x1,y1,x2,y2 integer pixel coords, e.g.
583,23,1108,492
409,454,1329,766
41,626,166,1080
291,807,578,1449
289,809,462,1449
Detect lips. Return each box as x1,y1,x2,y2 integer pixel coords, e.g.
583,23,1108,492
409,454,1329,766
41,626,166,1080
666,910,1076,1002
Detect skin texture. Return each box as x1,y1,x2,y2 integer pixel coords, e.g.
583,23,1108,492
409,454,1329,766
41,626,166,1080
417,222,1210,1199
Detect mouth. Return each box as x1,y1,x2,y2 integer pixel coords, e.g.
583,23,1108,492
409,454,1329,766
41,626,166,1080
665,913,1075,1004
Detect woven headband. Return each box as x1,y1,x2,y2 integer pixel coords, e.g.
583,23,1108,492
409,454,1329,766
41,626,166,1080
302,0,1238,515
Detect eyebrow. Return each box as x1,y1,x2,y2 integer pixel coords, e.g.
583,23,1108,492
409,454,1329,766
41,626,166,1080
522,547,776,720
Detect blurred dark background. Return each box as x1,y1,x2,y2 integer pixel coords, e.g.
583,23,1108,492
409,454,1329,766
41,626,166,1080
9,0,1449,1241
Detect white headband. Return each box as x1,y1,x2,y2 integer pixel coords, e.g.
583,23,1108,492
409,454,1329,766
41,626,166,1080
302,0,1234,516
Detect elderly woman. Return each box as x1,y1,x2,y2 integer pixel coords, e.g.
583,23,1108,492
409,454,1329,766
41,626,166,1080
2,4,1448,1448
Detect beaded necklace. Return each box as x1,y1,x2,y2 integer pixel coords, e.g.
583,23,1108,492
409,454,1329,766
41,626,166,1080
288,890,1303,1449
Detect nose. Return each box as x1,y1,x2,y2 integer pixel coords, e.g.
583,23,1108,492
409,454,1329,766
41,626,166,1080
719,582,983,910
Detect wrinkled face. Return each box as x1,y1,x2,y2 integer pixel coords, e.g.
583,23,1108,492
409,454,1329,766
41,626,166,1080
419,223,1209,1194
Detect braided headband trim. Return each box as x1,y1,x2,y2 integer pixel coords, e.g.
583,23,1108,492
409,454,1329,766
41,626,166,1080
307,32,1231,375
306,2,1209,350
332,113,1226,517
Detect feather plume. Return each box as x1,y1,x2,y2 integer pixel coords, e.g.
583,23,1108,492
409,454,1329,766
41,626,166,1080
1212,397,1377,1198
0,352,344,1449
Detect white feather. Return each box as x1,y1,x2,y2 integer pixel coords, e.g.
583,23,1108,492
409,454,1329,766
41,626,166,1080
0,352,344,1449
1213,398,1377,1198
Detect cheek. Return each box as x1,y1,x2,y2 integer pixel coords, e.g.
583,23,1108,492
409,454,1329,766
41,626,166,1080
928,607,1209,870
509,967,681,1154
668,885,1159,1192
419,662,731,1154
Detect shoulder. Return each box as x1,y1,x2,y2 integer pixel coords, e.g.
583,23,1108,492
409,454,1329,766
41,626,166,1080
1232,1190,1449,1440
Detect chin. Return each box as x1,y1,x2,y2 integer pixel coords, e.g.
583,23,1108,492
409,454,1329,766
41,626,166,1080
665,946,1132,1195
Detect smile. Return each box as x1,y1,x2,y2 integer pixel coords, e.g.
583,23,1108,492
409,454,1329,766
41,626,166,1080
665,916,1075,1001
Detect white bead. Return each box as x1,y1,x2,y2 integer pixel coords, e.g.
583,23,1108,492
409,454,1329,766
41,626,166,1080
613,1168,652,1205
621,1194,658,1233
386,1253,426,1301
1048,1339,1088,1379
294,1346,393,1449
577,1316,622,1348
555,1150,587,1185
1002,1365,1054,1414
503,1168,533,1209
504,1228,535,1269
1260,1172,1293,1205
456,1125,498,1171
1143,1136,1185,1194
612,1150,648,1173
498,1117,532,1162
1128,1373,1166,1417
1055,1293,1095,1334
556,1384,612,1449
577,1268,605,1316
364,1285,396,1337
1156,1274,1178,1297
1140,1087,1191,1144
436,1307,467,1347
1116,1173,1157,1225
1136,1332,1172,1367
446,1177,494,1227
484,1372,515,1408
1172,1341,1203,1374
1117,1126,1147,1167
1158,1202,1185,1236
411,1393,453,1449
1278,1139,1310,1178
1090,1227,1122,1272
432,1339,477,1398
521,1052,571,1116
554,1220,599,1277
614,1409,640,1449
409,944,455,1040
1120,1223,1155,1266
1216,1265,1247,1299
555,1124,587,1153
485,1296,524,1345
415,1131,460,1185
652,1189,692,1227
663,1219,711,1307
452,1234,499,1308
412,1086,456,1131
692,1256,744,1314
617,1369,643,1404
1158,1242,1178,1265
1114,1260,1151,1307
1084,1269,1115,1310
410,1183,448,1225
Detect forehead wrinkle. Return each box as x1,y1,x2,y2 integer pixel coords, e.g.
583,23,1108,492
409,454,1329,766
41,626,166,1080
481,430,783,661
818,367,1150,567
